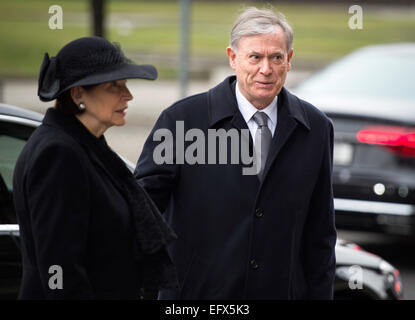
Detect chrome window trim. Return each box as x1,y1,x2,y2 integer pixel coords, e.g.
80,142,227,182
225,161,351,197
0,224,20,236
0,115,40,127
334,198,415,216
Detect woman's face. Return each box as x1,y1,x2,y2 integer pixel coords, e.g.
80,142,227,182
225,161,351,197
79,80,133,131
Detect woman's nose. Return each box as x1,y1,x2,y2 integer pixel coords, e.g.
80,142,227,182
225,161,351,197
123,86,133,101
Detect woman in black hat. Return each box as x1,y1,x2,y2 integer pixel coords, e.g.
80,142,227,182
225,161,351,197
12,37,178,299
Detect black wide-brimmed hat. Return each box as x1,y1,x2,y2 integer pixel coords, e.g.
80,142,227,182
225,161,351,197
38,36,158,102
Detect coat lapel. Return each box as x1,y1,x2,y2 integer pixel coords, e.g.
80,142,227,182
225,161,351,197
208,76,258,186
208,76,254,145
206,77,311,185
42,108,127,195
261,101,297,181
261,87,311,182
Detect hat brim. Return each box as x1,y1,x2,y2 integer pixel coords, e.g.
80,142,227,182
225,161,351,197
57,63,157,97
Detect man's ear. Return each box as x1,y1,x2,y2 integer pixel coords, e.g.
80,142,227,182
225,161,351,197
70,86,83,105
226,46,237,71
287,49,294,72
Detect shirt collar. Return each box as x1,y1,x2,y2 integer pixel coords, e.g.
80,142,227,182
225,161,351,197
235,81,278,126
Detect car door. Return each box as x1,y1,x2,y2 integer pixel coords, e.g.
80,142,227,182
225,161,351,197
0,113,39,298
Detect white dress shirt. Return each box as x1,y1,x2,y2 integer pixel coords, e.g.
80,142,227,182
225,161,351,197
235,82,278,145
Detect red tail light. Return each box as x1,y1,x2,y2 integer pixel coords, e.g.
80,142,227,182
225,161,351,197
356,126,415,156
393,269,402,295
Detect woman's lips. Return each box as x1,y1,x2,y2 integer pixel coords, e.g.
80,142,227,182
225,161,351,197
115,108,127,115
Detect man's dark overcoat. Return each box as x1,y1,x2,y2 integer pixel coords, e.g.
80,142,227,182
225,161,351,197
135,76,336,299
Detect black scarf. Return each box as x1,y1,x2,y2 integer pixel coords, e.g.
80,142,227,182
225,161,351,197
92,138,179,290
44,108,179,290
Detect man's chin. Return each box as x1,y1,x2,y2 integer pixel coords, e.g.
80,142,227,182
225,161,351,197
254,91,278,102
253,84,278,92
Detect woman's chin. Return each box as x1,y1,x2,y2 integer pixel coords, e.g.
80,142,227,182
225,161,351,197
115,120,126,127
112,116,126,127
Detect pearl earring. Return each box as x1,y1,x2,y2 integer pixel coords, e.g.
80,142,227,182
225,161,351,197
79,102,86,110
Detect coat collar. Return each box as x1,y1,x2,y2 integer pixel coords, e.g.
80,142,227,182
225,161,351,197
207,75,311,131
42,107,108,149
207,76,239,128
42,107,123,181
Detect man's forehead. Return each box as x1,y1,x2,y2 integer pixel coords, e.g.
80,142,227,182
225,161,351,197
237,32,287,52
240,42,287,55
245,48,285,55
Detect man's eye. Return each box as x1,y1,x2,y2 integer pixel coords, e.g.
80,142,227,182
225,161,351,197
249,55,260,60
274,55,282,60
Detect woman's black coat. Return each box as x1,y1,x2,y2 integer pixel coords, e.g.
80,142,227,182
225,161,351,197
13,108,142,299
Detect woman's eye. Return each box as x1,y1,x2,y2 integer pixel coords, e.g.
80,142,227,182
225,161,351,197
113,81,127,88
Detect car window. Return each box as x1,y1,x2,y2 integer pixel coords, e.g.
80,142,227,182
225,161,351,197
0,121,35,192
295,50,415,100
0,136,26,191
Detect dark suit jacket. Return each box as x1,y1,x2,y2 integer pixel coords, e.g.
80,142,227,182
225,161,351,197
135,76,336,299
13,108,141,299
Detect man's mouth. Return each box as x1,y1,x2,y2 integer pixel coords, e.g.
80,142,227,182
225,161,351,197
255,81,274,87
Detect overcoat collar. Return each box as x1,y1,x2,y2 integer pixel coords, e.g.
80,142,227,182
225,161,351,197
42,108,132,187
207,76,311,185
207,75,311,131
42,107,107,150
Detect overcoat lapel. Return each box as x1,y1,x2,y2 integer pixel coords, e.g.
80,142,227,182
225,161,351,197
261,87,310,182
208,77,255,159
206,77,310,185
43,109,126,196
261,94,297,181
84,144,126,194
208,77,258,186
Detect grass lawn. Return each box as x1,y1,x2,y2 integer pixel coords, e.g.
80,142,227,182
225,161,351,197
0,0,414,79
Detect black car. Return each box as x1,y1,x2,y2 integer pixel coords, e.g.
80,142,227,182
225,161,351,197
294,43,415,236
0,103,403,299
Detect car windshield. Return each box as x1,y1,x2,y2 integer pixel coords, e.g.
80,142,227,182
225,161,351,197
295,47,415,101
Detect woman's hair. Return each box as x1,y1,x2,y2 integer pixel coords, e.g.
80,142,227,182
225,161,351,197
230,7,294,53
54,85,96,115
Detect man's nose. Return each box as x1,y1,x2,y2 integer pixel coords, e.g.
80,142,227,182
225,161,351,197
259,59,272,76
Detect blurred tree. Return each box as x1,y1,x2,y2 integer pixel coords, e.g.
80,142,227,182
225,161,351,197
179,0,191,98
92,0,106,38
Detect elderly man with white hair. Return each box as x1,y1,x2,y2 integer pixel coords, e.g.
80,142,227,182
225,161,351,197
135,7,336,300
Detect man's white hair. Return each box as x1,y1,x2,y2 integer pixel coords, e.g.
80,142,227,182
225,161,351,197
230,7,294,53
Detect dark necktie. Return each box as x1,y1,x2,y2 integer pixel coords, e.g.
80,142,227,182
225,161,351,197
253,111,272,181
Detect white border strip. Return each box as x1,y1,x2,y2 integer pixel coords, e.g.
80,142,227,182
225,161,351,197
334,198,415,216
